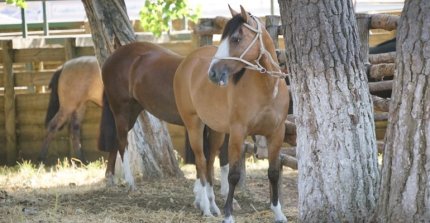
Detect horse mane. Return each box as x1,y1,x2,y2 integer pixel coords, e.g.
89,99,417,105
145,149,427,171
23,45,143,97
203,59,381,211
369,37,396,54
45,68,63,127
221,14,245,40
232,68,246,85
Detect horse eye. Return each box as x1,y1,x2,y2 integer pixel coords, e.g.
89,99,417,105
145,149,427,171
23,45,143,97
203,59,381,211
230,37,241,43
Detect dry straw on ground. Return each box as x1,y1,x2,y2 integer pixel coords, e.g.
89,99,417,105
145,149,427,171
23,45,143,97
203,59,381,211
0,158,298,223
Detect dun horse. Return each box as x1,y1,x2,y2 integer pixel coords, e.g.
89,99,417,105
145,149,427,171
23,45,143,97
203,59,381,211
39,56,103,163
174,6,289,222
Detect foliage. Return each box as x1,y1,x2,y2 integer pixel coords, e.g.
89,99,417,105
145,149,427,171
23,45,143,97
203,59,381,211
139,0,200,37
5,0,27,8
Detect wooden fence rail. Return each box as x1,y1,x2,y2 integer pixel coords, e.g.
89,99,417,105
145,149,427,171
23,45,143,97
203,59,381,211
0,34,195,165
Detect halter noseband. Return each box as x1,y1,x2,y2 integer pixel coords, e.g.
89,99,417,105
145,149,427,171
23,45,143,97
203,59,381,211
214,14,287,79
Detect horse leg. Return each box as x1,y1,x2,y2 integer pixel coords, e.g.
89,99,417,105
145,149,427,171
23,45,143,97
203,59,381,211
69,105,87,164
113,102,142,190
105,150,118,186
266,124,287,223
206,129,225,216
218,137,229,199
38,111,69,163
218,136,241,210
223,126,246,223
184,116,213,216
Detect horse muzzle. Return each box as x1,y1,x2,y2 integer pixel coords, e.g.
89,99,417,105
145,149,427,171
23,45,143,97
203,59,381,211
208,65,229,86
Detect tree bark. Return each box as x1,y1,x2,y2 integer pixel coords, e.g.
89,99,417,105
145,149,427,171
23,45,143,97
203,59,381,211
373,1,430,222
82,0,182,179
279,1,379,222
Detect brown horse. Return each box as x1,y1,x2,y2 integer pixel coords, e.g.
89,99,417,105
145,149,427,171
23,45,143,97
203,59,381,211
39,56,103,163
98,41,241,198
174,6,289,222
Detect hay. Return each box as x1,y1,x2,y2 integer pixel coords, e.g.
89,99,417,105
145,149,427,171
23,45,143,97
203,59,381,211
0,159,298,223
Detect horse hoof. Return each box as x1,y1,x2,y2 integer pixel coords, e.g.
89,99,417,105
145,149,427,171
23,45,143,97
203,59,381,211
222,215,234,223
201,211,213,217
105,174,115,187
210,205,221,216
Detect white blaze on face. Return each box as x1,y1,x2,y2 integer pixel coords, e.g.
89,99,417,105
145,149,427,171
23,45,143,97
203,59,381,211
208,37,230,73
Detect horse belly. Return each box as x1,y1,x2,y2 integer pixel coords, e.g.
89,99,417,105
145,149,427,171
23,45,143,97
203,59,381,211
249,108,285,136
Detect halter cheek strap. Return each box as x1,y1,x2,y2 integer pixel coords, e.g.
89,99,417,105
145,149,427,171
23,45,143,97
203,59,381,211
213,14,287,98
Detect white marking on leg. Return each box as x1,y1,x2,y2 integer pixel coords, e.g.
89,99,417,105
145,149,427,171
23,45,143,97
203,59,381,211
208,38,230,72
220,164,229,199
206,185,221,216
123,149,135,190
193,179,202,209
270,201,287,222
223,215,235,223
193,179,212,216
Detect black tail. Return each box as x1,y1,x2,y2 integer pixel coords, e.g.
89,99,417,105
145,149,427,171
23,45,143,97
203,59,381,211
98,93,118,152
45,68,63,127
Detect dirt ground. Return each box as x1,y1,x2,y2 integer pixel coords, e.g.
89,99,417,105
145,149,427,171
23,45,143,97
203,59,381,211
0,159,298,223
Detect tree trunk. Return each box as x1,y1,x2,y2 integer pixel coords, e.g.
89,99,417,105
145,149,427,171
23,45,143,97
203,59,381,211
82,0,182,179
278,0,379,222
373,1,430,222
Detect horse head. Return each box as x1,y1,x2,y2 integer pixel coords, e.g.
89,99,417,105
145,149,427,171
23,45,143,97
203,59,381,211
208,5,282,86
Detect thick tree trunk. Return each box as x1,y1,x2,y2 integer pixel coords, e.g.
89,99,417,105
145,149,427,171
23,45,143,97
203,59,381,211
82,0,182,179
279,0,379,222
373,1,430,222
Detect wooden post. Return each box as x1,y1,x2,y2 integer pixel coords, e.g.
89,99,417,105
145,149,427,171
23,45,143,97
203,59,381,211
356,14,370,66
20,8,27,38
265,15,281,48
42,0,49,36
64,37,77,158
64,38,77,61
1,40,17,165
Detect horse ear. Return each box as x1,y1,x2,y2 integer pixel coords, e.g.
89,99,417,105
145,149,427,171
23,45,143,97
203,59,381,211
240,5,250,23
228,4,239,17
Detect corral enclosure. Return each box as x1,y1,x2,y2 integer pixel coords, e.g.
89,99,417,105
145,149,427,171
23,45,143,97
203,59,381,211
0,33,196,165
0,12,398,166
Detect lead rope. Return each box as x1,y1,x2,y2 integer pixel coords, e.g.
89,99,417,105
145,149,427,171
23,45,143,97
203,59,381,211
214,15,287,98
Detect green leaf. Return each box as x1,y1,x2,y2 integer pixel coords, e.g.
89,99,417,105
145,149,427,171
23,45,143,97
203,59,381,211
139,0,201,38
6,0,27,8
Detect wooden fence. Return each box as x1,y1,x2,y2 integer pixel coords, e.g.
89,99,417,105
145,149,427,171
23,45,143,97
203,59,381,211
0,34,195,165
1,13,399,167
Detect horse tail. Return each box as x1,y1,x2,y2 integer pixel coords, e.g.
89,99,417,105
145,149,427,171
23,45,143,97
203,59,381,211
45,68,63,127
184,126,211,164
98,93,118,152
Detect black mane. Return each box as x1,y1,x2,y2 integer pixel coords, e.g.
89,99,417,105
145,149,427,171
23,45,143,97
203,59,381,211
221,14,245,40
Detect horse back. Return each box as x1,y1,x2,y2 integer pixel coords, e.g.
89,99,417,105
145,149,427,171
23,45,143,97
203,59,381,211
102,42,185,125
58,56,103,107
